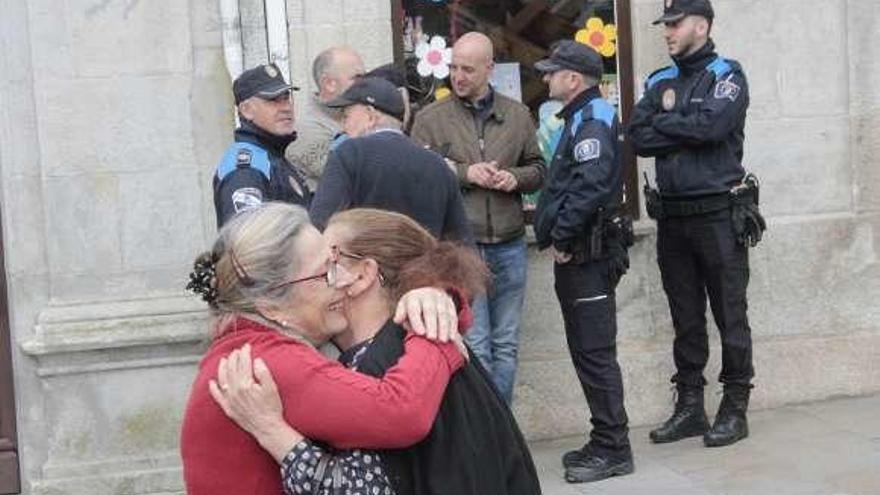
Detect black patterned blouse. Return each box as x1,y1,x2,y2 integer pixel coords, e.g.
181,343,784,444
280,433,394,495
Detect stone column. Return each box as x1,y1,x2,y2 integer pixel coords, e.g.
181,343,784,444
2,0,230,493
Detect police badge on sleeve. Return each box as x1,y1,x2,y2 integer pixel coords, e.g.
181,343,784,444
714,75,741,102
232,187,264,213
573,138,601,163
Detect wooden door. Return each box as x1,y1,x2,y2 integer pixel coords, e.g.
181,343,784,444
0,211,19,494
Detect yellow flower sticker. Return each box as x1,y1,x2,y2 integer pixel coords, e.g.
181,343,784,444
434,86,452,101
575,17,617,58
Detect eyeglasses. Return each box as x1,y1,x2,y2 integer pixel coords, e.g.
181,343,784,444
331,245,365,264
267,246,364,292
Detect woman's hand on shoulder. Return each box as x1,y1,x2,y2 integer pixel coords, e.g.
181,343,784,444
393,287,459,343
209,343,305,463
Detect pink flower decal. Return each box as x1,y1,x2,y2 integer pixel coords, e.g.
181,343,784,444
415,36,452,79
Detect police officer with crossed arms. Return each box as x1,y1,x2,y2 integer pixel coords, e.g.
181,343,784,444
534,40,634,484
629,0,765,448
213,64,311,228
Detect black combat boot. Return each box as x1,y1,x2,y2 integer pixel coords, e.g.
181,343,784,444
704,384,751,447
564,445,634,483
562,444,588,468
649,385,710,443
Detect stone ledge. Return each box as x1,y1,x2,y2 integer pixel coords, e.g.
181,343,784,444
31,462,183,495
20,295,209,357
513,330,880,441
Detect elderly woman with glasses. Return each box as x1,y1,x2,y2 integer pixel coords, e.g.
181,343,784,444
208,208,543,495
181,203,471,495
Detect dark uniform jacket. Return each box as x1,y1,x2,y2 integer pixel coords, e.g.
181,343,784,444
410,90,546,244
213,121,311,228
534,87,622,255
628,40,749,197
343,321,542,495
309,129,473,243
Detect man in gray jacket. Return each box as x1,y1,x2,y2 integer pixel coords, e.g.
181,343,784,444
411,32,546,404
285,46,364,188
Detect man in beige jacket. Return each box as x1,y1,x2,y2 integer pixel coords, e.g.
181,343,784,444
285,46,364,188
411,32,545,404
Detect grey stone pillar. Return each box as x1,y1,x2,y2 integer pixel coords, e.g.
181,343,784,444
2,0,229,493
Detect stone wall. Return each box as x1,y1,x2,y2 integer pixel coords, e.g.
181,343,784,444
0,0,877,494
1,1,227,493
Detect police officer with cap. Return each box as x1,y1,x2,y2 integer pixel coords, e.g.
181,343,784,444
213,63,311,228
534,40,634,483
628,0,761,448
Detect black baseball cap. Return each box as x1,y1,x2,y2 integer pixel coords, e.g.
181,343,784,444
233,64,299,104
326,77,405,120
653,0,714,25
534,40,603,79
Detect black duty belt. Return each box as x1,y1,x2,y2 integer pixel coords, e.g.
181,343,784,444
661,193,730,217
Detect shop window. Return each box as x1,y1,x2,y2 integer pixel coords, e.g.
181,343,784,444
391,0,640,217
0,214,19,494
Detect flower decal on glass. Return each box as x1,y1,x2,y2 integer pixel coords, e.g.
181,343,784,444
434,86,451,101
415,35,452,79
575,17,617,58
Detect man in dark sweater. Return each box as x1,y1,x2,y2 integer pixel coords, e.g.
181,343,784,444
309,77,473,243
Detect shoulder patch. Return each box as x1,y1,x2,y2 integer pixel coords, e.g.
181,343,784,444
713,75,741,102
646,66,680,90
231,187,264,213
217,142,271,182
706,57,734,79
588,99,616,128
573,138,601,163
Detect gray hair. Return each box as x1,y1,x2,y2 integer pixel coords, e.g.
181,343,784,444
312,48,336,87
579,73,600,89
211,202,312,318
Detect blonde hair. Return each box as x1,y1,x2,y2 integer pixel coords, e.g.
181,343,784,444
188,203,312,336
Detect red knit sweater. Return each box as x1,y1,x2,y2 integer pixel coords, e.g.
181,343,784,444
180,317,464,495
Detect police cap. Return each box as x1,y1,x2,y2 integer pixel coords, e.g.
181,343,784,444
653,0,714,25
534,40,603,79
233,64,299,104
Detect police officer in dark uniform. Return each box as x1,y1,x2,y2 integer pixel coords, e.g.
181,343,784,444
534,40,634,484
213,64,311,228
628,0,763,448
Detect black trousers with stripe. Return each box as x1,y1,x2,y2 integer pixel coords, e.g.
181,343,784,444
554,259,630,456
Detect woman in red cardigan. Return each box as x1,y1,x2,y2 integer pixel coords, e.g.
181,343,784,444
210,209,542,495
180,203,468,495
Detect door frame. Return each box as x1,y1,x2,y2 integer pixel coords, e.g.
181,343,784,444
0,209,20,494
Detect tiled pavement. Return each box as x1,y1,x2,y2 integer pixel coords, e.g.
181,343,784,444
530,394,880,495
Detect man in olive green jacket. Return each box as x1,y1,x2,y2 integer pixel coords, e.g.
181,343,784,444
411,32,545,404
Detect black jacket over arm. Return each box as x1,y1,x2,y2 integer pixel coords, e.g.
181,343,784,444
351,322,542,495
